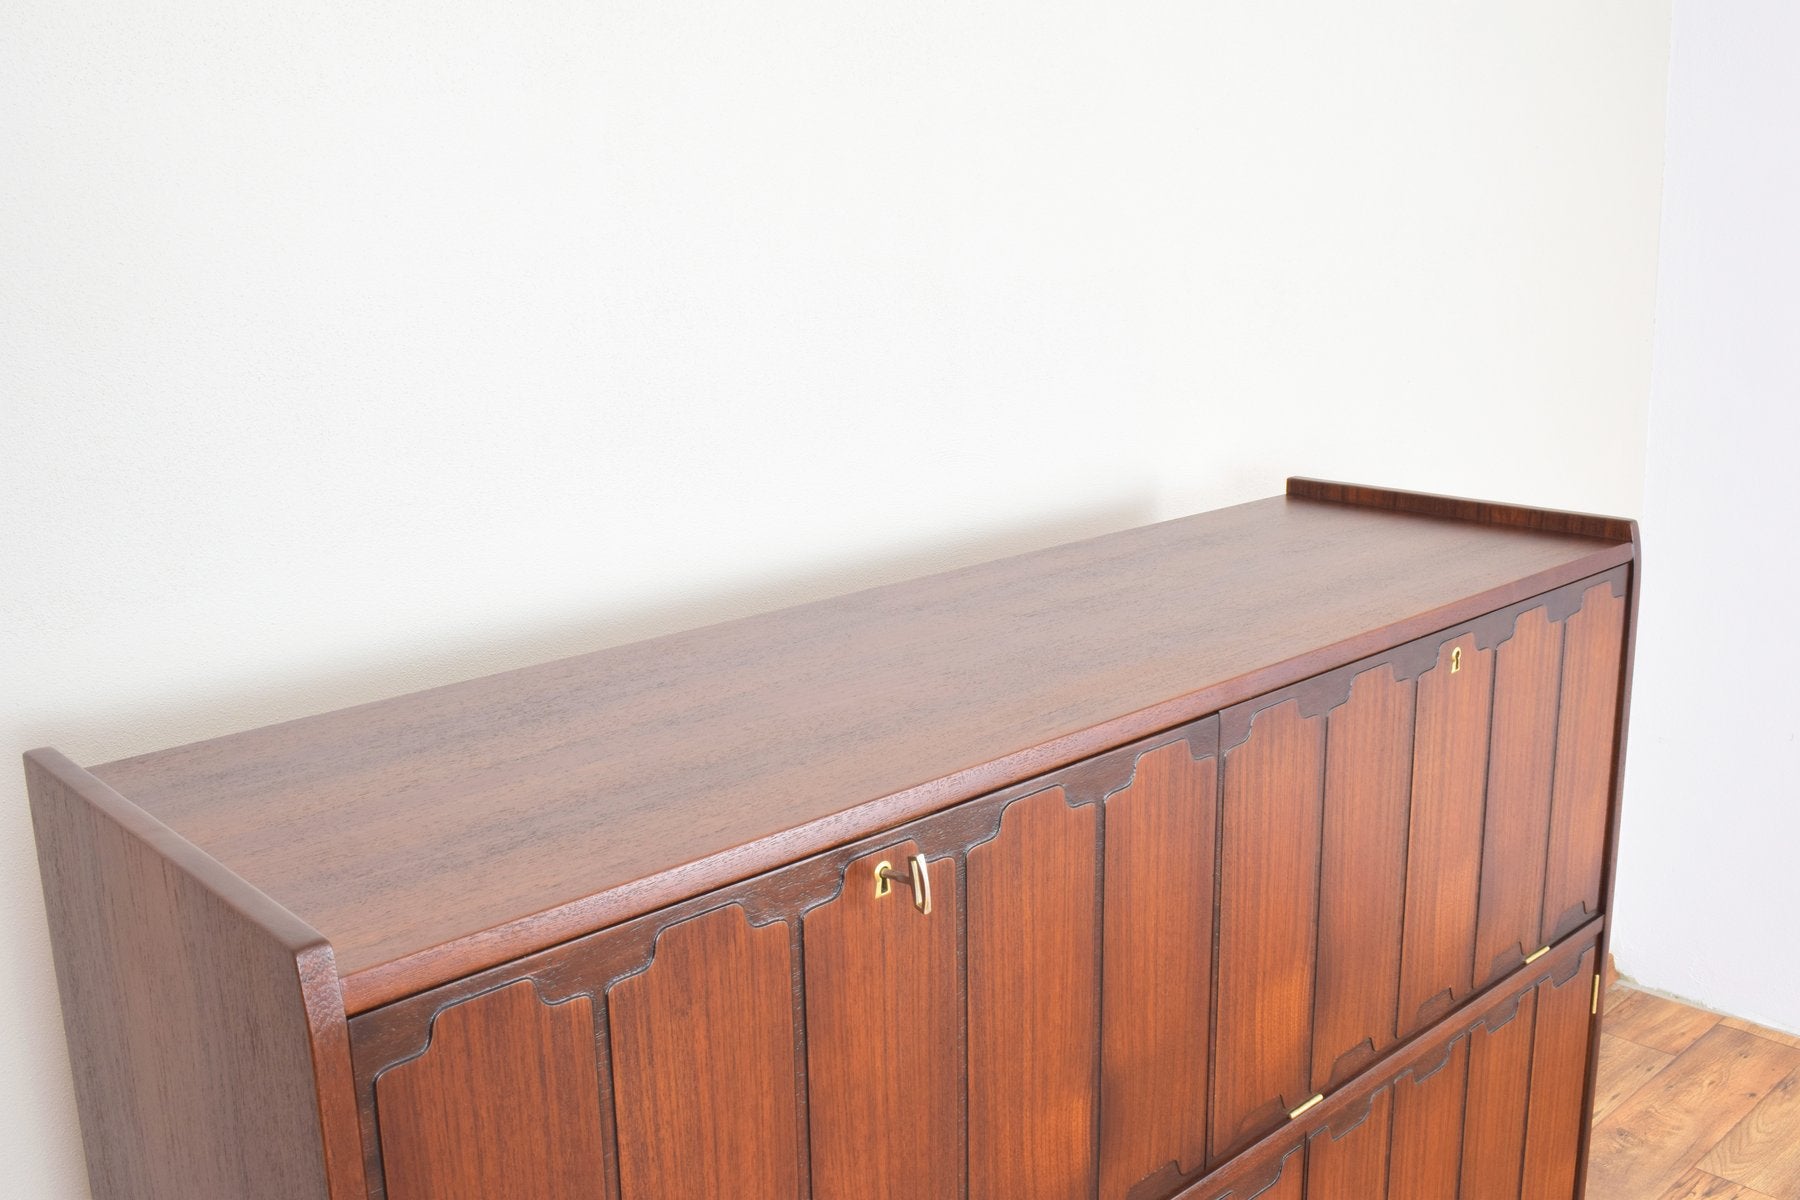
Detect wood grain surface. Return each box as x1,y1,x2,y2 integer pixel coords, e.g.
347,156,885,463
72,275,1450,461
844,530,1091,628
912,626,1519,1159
804,845,961,1200
80,493,1630,1009
1607,987,1722,1056
1099,733,1218,1199
1474,605,1564,985
25,750,365,1200
1397,633,1494,1033
1587,1027,1800,1200
1164,925,1601,1200
1305,1088,1393,1200
1286,477,1637,542
1590,985,1800,1200
607,905,801,1200
1259,1159,1305,1200
1211,700,1325,1162
1696,1070,1800,1198
1460,991,1538,1200
1385,1038,1470,1200
1521,946,1599,1200
967,788,1098,1200
1656,1169,1781,1200
1543,581,1629,942
1311,665,1414,1089
1593,1033,1674,1124
375,982,605,1200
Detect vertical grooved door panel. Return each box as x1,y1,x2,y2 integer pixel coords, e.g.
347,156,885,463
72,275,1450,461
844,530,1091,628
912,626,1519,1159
376,981,607,1200
1212,700,1326,1162
1100,736,1218,1200
1474,608,1565,986
1313,667,1415,1090
1306,1088,1394,1200
1459,991,1539,1199
1388,1037,1470,1200
1543,585,1628,942
608,906,800,1200
1259,1157,1307,1200
805,846,960,1200
1521,948,1599,1200
1399,633,1494,1034
967,788,1099,1200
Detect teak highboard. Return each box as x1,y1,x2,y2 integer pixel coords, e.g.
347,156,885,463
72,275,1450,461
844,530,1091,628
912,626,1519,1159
27,478,1640,1200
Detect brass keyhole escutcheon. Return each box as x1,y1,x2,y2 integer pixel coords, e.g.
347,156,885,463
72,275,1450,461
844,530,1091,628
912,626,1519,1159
1451,646,1463,674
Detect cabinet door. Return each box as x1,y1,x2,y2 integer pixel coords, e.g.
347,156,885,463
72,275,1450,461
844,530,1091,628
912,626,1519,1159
1387,1037,1471,1200
1187,935,1602,1200
1376,944,1600,1200
1100,733,1219,1200
1398,631,1495,1034
1473,608,1565,986
805,843,960,1200
1212,699,1326,1161
1208,572,1624,1175
1212,662,1413,1161
967,786,1100,1200
1306,1089,1394,1200
1542,580,1629,942
373,981,609,1200
1311,665,1415,1089
608,905,803,1199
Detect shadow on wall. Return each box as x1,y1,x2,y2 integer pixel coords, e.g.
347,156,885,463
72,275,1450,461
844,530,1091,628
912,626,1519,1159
36,491,1166,763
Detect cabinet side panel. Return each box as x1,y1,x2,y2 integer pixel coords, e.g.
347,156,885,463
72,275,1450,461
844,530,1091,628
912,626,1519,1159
1459,991,1538,1199
1212,700,1326,1163
1100,735,1218,1199
1399,634,1494,1034
805,847,961,1200
1312,668,1414,1089
968,788,1099,1200
1305,1088,1393,1200
376,983,606,1200
1387,1038,1470,1200
1521,947,1600,1200
25,751,342,1200
1474,608,1565,986
608,905,801,1200
1543,585,1628,942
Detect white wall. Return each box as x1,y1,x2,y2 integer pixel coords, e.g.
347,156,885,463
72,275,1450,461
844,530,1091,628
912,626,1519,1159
1612,0,1800,1033
2,2,1668,1194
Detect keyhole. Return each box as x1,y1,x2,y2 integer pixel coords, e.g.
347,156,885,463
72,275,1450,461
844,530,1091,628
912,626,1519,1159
1451,646,1463,674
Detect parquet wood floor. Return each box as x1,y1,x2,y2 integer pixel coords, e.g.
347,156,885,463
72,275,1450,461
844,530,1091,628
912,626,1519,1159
1588,986,1800,1200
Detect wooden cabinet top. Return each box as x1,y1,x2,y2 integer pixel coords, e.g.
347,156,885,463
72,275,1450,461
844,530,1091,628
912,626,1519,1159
61,478,1635,1011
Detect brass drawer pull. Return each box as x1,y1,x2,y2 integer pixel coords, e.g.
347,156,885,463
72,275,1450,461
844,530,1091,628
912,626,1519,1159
873,853,933,915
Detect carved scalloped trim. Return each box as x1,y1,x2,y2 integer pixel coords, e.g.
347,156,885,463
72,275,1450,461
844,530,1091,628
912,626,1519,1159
1219,566,1627,754
374,976,596,1088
